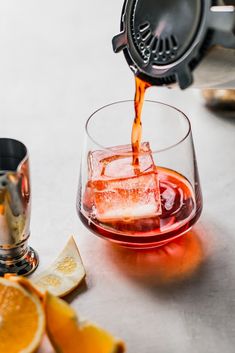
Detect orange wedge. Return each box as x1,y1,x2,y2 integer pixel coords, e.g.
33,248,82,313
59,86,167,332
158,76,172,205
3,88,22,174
0,277,45,353
44,291,125,353
32,236,86,297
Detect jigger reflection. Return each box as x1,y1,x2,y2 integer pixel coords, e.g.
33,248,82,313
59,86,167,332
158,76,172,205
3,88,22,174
0,138,38,276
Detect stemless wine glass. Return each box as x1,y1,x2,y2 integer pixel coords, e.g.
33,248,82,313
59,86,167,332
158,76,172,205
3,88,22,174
77,101,202,249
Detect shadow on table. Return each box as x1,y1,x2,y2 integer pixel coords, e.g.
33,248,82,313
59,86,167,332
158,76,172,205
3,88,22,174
103,225,212,291
207,107,235,126
65,279,88,304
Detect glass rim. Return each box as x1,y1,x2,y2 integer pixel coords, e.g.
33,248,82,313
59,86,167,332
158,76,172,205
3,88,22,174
85,100,192,155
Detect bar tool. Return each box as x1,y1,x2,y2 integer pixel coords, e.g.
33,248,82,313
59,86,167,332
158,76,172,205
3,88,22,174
113,0,235,89
0,138,39,276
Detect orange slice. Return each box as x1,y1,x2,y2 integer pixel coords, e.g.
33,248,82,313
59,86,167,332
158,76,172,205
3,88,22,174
32,236,86,297
44,291,125,353
0,277,45,353
5,274,44,300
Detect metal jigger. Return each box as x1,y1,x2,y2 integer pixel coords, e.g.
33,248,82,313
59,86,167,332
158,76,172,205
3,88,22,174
0,138,39,276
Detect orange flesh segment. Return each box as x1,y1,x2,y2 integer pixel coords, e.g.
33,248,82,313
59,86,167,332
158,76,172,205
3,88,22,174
0,278,44,353
45,292,125,353
78,324,125,353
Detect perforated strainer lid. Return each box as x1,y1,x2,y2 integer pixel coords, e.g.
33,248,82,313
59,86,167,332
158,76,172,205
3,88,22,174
113,0,235,88
131,0,201,65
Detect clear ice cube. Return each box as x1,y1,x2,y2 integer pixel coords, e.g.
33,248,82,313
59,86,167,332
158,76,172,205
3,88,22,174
88,142,162,223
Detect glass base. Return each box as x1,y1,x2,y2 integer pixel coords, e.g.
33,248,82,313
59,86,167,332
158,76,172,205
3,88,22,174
79,209,202,249
0,246,39,277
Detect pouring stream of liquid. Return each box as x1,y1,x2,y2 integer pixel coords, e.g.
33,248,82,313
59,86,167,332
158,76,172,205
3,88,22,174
132,76,151,167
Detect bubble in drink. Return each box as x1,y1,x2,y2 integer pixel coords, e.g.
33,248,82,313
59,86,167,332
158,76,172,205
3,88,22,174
86,142,162,223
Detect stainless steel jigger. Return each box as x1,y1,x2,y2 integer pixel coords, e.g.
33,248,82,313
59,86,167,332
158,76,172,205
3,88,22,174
0,138,39,276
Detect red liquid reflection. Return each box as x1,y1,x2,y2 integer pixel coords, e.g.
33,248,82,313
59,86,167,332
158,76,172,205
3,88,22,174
104,226,207,285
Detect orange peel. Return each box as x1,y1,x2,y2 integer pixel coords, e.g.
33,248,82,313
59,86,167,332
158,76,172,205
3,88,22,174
5,274,44,300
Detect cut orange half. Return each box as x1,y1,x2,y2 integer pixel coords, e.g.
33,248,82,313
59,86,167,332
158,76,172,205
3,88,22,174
32,236,86,297
5,274,44,300
0,277,45,353
44,291,125,353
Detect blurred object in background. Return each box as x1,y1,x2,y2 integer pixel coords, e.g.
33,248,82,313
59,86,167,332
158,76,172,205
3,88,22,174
202,89,235,111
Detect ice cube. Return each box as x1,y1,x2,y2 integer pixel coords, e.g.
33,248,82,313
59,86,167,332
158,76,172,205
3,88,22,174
88,142,162,223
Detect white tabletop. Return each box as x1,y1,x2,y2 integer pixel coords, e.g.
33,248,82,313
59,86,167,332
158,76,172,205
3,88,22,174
1,1,235,352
